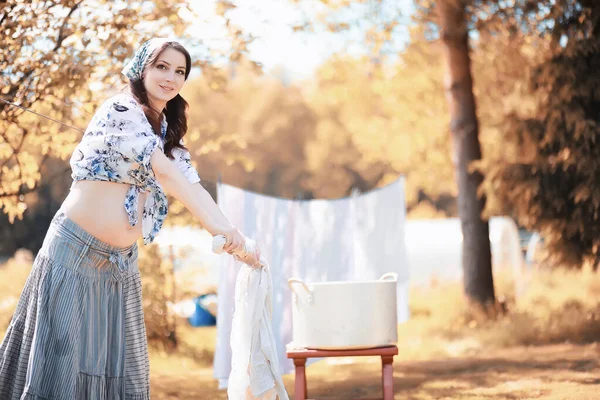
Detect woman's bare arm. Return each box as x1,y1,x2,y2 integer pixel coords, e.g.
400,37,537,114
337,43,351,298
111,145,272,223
150,150,246,254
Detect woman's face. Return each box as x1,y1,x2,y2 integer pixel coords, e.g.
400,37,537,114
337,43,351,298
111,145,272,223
143,47,187,110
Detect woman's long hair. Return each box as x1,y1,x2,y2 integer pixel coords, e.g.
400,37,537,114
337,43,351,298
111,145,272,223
129,41,192,159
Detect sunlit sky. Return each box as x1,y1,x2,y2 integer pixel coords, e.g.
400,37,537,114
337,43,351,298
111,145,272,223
183,0,415,81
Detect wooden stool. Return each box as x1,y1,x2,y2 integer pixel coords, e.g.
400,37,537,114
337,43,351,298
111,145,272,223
286,345,398,400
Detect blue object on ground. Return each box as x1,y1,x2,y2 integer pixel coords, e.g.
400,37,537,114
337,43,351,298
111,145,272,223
188,295,217,327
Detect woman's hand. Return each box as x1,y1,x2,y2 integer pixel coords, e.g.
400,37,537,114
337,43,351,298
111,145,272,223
223,227,246,255
236,243,262,268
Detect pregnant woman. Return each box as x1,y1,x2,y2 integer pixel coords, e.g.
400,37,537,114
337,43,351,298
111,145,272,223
0,38,260,400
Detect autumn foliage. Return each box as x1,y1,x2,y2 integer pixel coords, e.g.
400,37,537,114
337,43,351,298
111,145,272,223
2,0,600,270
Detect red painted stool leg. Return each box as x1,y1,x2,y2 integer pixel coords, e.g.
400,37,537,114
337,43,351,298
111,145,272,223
381,355,394,400
294,358,307,399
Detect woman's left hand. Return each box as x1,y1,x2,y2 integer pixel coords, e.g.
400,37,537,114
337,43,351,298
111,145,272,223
236,243,262,268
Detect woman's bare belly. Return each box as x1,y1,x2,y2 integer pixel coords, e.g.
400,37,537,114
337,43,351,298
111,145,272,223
61,180,147,248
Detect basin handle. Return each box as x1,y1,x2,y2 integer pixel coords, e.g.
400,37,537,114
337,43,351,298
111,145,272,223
288,278,314,304
379,272,398,282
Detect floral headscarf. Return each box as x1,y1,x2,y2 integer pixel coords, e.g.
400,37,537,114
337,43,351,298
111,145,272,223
121,38,176,81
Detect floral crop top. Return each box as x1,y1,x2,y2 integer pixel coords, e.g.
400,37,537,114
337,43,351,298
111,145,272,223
70,93,201,244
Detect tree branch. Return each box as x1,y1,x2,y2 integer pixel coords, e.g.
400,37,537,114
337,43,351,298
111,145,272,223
54,1,83,51
0,126,28,172
0,3,13,27
0,152,51,200
0,67,38,115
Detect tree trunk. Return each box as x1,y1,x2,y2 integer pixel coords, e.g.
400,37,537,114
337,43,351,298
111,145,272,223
438,0,495,307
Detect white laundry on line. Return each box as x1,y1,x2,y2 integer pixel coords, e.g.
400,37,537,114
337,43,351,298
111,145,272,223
213,178,410,388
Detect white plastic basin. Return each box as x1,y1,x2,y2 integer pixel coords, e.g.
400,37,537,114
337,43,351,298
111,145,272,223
288,273,398,350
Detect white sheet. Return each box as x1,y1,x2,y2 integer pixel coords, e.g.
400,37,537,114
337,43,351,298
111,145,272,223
212,235,289,399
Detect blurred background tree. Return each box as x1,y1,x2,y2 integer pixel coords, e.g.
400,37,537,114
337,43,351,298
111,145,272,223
434,0,496,309
479,1,600,269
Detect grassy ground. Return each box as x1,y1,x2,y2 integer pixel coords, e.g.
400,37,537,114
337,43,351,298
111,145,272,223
2,254,600,399
149,326,600,400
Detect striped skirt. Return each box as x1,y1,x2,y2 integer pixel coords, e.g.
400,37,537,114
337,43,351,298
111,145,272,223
0,211,150,400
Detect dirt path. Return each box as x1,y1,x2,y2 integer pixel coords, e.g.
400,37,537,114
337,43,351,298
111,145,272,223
150,342,600,399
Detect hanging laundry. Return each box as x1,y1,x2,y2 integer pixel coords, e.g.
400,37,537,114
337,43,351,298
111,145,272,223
213,178,409,388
